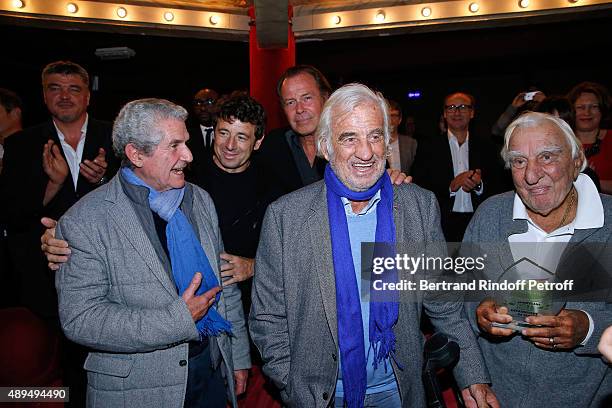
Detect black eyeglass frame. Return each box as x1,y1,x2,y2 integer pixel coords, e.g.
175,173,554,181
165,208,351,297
444,104,473,112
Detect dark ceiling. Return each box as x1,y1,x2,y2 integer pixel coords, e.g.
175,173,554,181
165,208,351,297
1,12,610,136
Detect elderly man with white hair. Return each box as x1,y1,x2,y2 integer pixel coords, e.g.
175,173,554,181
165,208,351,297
465,111,612,407
249,83,498,408
55,98,250,407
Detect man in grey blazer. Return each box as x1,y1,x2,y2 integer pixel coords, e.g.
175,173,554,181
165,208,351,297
465,112,612,407
55,99,250,407
249,83,498,408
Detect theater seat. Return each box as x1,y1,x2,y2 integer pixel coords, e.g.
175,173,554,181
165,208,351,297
0,307,63,407
237,365,282,408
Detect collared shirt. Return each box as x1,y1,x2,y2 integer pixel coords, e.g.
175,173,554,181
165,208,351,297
285,130,321,186
335,191,398,398
200,125,214,147
509,173,603,344
387,138,401,170
448,130,483,212
53,114,88,191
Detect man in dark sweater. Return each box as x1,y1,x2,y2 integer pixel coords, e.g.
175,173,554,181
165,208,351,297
197,94,278,304
257,65,332,198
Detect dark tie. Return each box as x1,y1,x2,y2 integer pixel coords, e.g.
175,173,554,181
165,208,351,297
204,128,213,148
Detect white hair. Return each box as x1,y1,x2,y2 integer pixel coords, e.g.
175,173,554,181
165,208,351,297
501,111,586,172
315,83,390,158
113,98,187,165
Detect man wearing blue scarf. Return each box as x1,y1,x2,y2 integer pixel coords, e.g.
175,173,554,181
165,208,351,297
55,99,250,407
250,84,498,407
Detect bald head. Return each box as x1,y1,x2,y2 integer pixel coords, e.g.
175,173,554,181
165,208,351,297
192,88,219,126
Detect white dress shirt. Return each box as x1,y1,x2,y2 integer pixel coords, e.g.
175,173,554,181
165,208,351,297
448,130,482,212
387,138,401,170
200,125,214,147
53,115,88,191
508,174,603,344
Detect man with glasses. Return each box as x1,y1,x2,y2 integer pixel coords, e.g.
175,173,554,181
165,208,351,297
187,87,219,186
412,92,501,242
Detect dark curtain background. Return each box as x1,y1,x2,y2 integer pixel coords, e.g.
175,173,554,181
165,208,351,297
1,14,610,137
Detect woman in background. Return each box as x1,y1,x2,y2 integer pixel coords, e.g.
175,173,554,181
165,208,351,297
535,95,601,191
567,82,612,193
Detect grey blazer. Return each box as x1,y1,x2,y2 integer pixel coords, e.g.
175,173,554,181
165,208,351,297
249,180,490,407
397,134,418,175
463,192,612,407
56,173,250,408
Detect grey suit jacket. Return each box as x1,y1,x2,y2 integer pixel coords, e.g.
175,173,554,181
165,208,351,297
249,180,490,407
397,134,418,175
463,192,612,407
56,173,250,408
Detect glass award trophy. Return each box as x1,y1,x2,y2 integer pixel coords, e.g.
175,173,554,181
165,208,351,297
491,257,565,331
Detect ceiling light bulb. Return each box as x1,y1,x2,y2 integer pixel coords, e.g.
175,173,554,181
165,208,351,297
13,0,25,8
519,0,530,7
421,7,432,17
164,11,174,22
375,10,385,23
67,3,78,13
116,7,127,18
332,15,341,25
209,15,220,25
469,2,479,13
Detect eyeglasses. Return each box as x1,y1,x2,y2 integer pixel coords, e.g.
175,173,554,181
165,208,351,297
445,104,473,113
194,98,216,106
575,104,600,112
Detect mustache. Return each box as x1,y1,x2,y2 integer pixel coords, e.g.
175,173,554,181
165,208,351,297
172,162,190,170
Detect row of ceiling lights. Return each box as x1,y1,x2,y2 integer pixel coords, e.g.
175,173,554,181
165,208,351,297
332,0,582,24
10,1,222,24
9,0,584,27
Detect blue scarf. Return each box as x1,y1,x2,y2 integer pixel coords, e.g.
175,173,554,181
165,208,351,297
324,165,399,408
121,168,232,337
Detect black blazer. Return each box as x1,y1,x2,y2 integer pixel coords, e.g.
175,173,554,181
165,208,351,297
257,126,327,200
185,117,212,188
412,131,504,218
0,117,117,232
